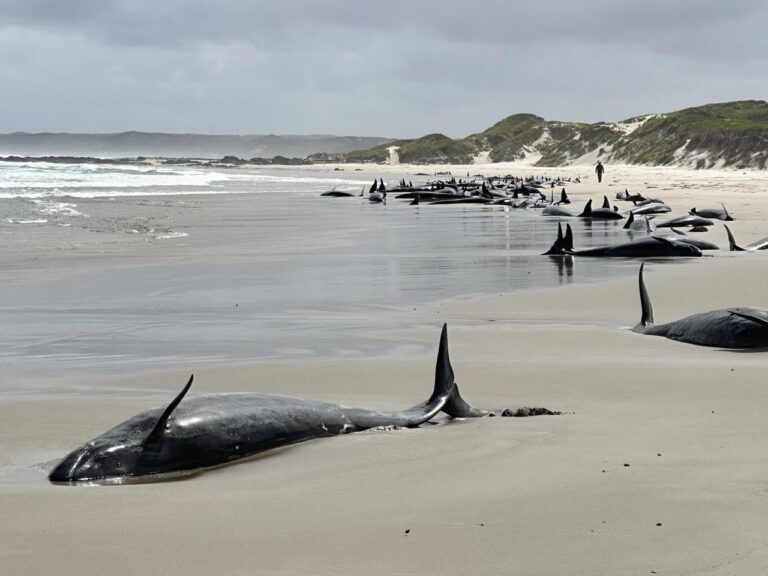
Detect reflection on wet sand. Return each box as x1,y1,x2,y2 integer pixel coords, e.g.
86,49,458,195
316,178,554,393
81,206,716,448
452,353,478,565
549,255,574,281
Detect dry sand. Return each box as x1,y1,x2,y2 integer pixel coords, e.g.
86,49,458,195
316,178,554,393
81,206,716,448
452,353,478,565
2,163,768,575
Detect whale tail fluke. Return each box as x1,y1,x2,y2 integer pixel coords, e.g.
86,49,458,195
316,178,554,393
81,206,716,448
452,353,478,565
724,225,745,251
430,324,486,418
430,323,455,405
635,264,655,330
563,223,574,251
543,223,566,255
442,383,486,418
398,324,486,422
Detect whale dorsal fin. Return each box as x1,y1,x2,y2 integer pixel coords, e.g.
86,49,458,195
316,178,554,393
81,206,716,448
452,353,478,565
722,203,733,221
602,195,610,209
728,310,768,328
638,264,654,327
145,375,194,446
623,212,635,229
579,199,592,217
723,225,745,251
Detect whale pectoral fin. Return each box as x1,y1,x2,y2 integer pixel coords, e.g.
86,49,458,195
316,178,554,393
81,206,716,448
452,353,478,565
651,236,674,246
728,310,768,328
145,375,194,446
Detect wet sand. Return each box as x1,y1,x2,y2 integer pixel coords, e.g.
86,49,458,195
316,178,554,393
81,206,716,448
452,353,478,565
2,163,768,575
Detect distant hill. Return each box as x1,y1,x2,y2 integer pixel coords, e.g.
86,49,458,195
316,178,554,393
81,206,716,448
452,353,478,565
0,132,393,159
310,100,768,169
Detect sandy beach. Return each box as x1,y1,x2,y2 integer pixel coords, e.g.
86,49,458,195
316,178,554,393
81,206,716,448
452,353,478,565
2,162,768,575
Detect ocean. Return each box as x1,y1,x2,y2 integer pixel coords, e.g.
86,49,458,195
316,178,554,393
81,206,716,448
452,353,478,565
0,160,673,387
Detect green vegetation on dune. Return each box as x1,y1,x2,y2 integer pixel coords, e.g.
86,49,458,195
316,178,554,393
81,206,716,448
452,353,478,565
312,100,768,169
310,134,474,164
663,100,768,131
612,100,768,168
536,122,622,166
309,140,406,163
464,114,546,162
396,133,475,164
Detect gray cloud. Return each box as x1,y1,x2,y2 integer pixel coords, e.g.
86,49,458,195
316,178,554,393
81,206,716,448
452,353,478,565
0,1,766,136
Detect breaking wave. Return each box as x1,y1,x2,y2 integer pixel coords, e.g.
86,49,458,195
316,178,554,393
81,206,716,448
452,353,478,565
0,160,368,198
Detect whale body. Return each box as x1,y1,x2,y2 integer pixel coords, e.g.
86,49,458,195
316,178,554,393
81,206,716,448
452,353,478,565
632,264,768,348
49,325,485,485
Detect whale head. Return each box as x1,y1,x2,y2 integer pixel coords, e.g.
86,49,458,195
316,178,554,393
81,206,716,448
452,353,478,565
48,437,146,484
49,376,195,484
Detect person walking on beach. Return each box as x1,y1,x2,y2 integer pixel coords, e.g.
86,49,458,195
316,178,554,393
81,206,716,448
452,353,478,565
595,161,605,183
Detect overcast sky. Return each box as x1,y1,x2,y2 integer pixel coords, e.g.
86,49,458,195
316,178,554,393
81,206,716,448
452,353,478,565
0,0,766,137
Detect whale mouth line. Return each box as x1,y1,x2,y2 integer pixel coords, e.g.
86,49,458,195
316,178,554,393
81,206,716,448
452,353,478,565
51,468,203,486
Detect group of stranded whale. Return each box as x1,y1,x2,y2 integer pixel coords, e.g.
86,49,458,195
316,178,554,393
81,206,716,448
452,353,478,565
48,176,768,485
50,261,768,485
323,176,577,208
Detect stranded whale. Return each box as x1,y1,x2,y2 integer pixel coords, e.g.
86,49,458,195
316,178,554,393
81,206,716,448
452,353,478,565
632,264,768,348
578,197,624,220
724,225,768,251
49,325,487,485
544,223,702,258
690,204,733,221
655,214,714,230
